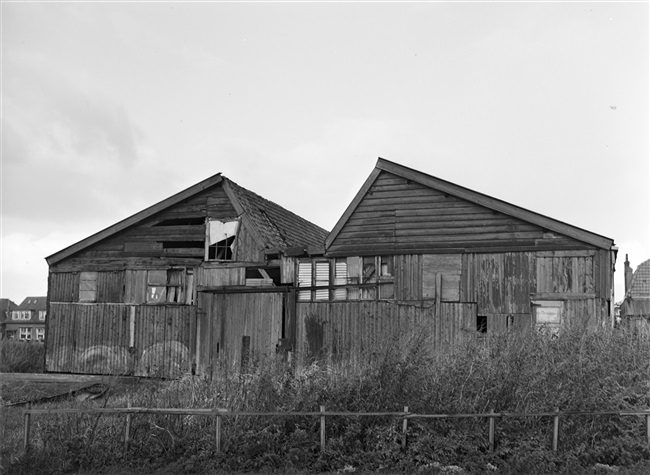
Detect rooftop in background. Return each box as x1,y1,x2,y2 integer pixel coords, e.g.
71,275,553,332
16,297,47,311
630,259,650,298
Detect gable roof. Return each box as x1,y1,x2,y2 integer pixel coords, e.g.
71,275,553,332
326,158,615,251
47,173,328,265
17,297,47,311
224,178,328,251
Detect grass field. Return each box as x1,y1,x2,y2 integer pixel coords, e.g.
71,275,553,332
2,325,650,474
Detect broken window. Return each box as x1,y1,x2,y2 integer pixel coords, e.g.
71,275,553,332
477,315,487,333
147,269,186,304
533,301,562,334
362,256,377,300
207,219,239,260
79,271,98,302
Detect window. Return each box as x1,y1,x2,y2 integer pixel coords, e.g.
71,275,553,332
360,256,394,300
5,330,17,340
147,269,186,304
477,315,487,333
533,301,563,333
332,259,348,300
19,327,32,341
207,219,239,260
79,271,98,302
297,260,312,301
314,261,329,300
36,328,45,341
38,311,46,321
12,311,31,320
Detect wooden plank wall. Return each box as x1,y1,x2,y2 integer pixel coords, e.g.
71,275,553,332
46,303,193,378
196,293,283,377
295,301,477,362
328,171,591,256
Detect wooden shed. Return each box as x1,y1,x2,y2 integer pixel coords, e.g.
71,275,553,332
293,158,617,359
45,173,328,378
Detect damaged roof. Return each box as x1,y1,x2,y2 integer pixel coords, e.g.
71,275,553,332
46,173,328,265
224,178,328,251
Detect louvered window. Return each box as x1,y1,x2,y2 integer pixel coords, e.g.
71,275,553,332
314,261,330,300
297,261,312,301
332,259,348,300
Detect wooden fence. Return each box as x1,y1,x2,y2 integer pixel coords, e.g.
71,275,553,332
23,406,650,454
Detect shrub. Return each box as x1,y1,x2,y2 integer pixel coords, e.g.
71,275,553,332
3,324,650,474
0,339,44,373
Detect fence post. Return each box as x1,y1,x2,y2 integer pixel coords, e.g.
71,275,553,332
488,409,495,452
552,407,560,451
23,404,31,451
402,406,409,451
646,414,650,451
124,402,132,452
215,411,222,453
320,405,326,451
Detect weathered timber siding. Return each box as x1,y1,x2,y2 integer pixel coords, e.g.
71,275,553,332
196,292,283,377
50,272,80,302
296,301,477,361
197,267,245,287
328,171,593,256
46,303,193,378
49,185,261,272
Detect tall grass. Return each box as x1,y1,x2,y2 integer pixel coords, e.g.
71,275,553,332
4,324,650,474
0,339,45,373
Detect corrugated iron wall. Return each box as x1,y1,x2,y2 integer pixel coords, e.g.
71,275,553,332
46,303,194,378
295,301,477,362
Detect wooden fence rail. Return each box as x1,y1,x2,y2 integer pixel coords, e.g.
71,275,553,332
23,406,650,454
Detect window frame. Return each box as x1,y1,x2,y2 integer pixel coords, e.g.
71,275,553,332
19,327,32,341
146,268,187,304
206,218,240,261
79,271,98,302
532,300,563,333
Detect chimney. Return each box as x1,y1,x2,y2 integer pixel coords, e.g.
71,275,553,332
624,254,633,296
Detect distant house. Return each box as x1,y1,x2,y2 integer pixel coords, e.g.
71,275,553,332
45,159,618,378
620,256,650,330
0,298,18,338
4,297,47,341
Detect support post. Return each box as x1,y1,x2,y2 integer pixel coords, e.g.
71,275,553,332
552,407,560,451
488,409,495,452
124,404,132,452
320,405,326,451
402,406,409,451
23,405,31,451
215,413,222,453
646,414,650,451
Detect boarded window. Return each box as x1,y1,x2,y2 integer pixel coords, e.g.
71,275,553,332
79,272,98,302
207,219,239,260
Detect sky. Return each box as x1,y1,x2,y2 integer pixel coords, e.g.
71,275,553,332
1,1,648,305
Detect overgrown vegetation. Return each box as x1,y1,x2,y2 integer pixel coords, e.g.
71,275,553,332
0,339,45,373
3,325,650,474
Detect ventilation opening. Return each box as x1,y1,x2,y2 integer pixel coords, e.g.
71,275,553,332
154,217,205,226
477,315,487,333
162,241,204,249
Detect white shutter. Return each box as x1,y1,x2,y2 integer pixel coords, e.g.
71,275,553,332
298,261,312,301
333,260,347,300
314,261,329,300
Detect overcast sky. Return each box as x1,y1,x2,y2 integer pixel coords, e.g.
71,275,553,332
1,1,648,304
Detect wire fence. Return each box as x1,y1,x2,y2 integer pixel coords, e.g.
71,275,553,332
23,405,650,454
